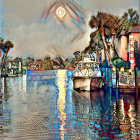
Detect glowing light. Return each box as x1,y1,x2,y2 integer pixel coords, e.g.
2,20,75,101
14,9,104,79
130,47,134,51
120,67,124,72
128,69,131,73
56,6,66,18
112,67,116,72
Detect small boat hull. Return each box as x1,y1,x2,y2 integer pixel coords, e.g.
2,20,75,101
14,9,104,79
72,76,104,91
8,74,17,77
72,77,91,91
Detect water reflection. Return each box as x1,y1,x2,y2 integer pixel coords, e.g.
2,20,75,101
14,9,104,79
118,95,139,139
0,77,12,137
0,71,139,139
72,87,140,139
56,70,67,140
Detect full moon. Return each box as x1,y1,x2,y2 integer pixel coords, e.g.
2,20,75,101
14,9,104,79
56,6,66,18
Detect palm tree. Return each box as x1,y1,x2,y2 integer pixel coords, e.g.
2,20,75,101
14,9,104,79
54,57,65,69
88,12,131,69
1,40,14,68
89,12,119,65
117,9,139,33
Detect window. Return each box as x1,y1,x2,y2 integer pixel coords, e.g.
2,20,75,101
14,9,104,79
130,35,134,39
130,60,134,63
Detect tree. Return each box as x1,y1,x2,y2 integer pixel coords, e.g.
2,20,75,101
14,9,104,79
14,57,22,62
0,39,14,68
0,37,4,49
89,12,119,65
54,57,65,69
84,30,104,53
117,9,139,33
88,12,131,68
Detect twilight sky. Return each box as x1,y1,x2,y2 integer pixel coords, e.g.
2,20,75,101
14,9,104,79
1,0,139,58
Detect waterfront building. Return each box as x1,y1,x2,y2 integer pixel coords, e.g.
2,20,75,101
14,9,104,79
128,26,140,70
117,30,128,61
117,26,140,70
6,59,22,75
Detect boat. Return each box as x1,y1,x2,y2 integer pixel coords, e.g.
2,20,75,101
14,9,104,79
72,57,104,91
8,74,17,77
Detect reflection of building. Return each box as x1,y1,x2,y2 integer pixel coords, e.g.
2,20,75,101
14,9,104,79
0,78,12,135
118,96,137,139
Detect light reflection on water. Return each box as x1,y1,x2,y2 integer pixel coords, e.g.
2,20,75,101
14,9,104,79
0,70,139,140
57,70,66,140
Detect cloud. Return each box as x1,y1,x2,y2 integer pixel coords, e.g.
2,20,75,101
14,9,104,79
6,19,92,58
2,0,139,58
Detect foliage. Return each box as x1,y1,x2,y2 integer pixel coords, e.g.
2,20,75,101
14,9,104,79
112,57,130,69
0,39,14,53
86,30,104,53
0,38,14,67
117,9,139,33
88,12,120,65
87,9,139,67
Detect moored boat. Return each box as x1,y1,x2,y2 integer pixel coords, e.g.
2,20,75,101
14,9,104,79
8,74,17,77
72,57,104,91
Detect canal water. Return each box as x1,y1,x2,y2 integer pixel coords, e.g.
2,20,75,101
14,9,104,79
0,70,139,140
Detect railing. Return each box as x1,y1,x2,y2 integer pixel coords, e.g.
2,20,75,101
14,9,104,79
72,61,101,77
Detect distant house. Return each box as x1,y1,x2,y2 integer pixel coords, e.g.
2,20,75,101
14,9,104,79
6,59,22,75
28,60,42,70
22,57,34,72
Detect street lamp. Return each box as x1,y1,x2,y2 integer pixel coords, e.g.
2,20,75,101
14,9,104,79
120,67,124,74
112,67,116,72
128,69,132,75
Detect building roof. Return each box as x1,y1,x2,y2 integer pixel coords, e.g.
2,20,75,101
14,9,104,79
117,26,140,37
128,26,140,33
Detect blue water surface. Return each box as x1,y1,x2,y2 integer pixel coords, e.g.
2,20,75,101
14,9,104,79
0,70,139,140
